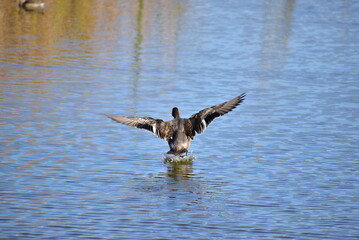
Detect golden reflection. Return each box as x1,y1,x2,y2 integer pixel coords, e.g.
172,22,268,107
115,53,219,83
134,0,144,63
130,0,144,106
166,162,193,181
0,0,186,69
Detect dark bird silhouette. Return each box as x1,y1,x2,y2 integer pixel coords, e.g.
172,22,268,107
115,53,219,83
106,93,245,155
18,0,44,11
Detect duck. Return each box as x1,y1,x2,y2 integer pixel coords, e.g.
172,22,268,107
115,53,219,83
106,93,245,156
18,0,45,10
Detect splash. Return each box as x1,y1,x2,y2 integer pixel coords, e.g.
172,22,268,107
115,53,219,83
163,152,195,164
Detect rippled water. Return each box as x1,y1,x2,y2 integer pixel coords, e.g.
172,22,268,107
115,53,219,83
1,0,359,239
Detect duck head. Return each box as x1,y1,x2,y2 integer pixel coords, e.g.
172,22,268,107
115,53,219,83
172,107,180,119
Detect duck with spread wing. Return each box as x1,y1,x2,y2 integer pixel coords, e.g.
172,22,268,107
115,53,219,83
106,93,245,156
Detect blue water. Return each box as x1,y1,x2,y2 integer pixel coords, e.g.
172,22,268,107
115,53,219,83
1,0,359,239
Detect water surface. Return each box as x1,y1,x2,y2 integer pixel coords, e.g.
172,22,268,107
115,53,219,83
1,0,358,239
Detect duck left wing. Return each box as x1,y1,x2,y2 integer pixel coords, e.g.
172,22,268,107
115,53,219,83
106,115,172,139
189,93,246,134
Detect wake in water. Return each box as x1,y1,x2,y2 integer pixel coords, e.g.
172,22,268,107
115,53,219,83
163,152,195,164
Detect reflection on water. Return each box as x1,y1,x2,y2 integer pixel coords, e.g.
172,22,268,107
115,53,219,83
0,0,185,72
131,0,144,105
166,162,193,181
1,0,359,239
259,0,295,72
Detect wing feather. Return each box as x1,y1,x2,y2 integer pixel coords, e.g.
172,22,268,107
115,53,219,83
189,93,245,134
106,115,170,139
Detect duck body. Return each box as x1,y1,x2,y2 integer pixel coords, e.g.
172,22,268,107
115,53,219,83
166,118,192,155
107,93,245,155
